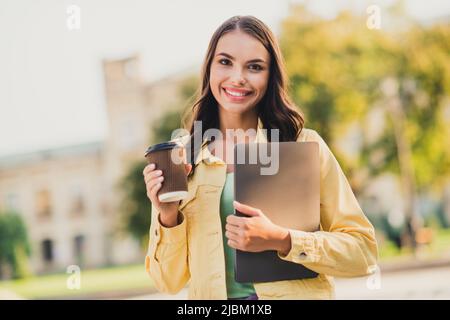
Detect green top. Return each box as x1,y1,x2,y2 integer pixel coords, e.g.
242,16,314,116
219,171,256,298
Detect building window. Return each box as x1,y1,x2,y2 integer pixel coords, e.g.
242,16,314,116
124,59,138,79
69,185,85,217
35,190,52,220
41,239,54,263
5,193,20,213
119,115,139,151
74,235,85,267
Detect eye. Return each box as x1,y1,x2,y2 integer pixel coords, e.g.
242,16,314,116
248,64,263,71
218,58,231,66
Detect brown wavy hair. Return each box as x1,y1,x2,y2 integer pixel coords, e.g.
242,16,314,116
182,15,304,177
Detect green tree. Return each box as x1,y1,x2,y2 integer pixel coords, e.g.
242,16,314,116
280,6,398,194
118,160,151,248
280,5,450,249
367,24,450,248
0,211,32,279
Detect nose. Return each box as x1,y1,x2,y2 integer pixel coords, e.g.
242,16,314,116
230,67,247,85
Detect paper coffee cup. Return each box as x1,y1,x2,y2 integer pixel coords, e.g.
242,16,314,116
144,141,188,203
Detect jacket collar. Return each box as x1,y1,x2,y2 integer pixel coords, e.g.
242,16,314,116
194,117,267,166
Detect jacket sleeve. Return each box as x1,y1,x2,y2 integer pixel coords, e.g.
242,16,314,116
278,130,379,277
145,202,190,294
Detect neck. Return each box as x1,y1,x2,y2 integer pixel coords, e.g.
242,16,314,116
218,109,258,139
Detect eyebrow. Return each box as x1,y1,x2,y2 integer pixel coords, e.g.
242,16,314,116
216,52,267,64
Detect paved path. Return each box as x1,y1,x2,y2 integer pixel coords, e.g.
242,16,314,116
129,266,450,300
334,266,450,299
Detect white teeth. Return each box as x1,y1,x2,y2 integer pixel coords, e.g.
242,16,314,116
224,89,250,97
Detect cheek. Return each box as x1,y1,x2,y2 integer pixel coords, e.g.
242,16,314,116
210,65,228,84
250,73,269,95
209,67,225,95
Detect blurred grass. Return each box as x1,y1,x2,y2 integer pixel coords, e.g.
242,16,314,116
427,228,450,258
379,228,450,262
0,263,154,299
2,229,450,299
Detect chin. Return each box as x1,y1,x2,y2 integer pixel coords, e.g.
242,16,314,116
220,103,252,114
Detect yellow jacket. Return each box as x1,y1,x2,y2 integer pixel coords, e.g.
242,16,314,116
145,119,378,299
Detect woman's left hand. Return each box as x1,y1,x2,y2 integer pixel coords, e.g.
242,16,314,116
225,201,292,255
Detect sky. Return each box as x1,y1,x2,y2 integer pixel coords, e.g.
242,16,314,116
0,0,449,157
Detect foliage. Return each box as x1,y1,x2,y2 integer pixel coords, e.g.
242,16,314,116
0,211,32,279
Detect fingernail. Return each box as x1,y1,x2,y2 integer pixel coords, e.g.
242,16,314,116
158,176,164,181
149,163,155,169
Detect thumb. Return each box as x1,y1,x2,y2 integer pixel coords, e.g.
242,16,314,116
233,201,261,217
185,163,192,176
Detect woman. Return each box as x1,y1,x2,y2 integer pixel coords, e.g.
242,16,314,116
143,15,378,300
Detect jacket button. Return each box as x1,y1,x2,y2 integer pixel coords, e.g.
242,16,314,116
299,252,307,258
155,229,158,236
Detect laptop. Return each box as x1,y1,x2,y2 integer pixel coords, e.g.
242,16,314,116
233,141,320,283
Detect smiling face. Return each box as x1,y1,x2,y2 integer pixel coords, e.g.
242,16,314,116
209,30,270,116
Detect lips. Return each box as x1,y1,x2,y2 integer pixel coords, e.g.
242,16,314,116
222,87,254,101
223,87,253,95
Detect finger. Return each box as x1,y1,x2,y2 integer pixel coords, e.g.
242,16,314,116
145,172,163,186
227,239,240,250
233,201,261,217
147,173,163,190
149,182,162,199
143,163,156,176
225,230,239,242
225,228,240,239
147,182,161,200
148,178,162,191
225,223,240,234
145,177,164,192
226,214,243,227
146,177,160,195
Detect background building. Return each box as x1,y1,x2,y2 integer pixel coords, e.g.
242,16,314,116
0,55,191,274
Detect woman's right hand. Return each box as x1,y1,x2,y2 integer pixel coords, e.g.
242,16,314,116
143,162,192,227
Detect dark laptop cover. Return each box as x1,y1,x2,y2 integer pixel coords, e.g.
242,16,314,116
233,142,320,283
